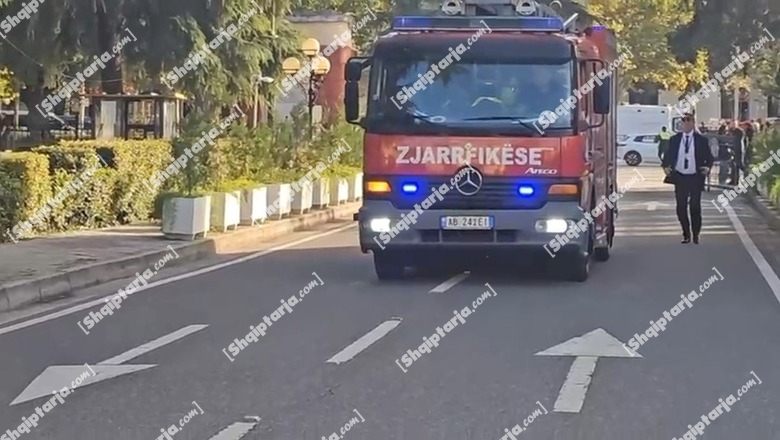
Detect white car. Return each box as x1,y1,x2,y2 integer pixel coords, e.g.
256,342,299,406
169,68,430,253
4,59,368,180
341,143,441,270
617,134,662,166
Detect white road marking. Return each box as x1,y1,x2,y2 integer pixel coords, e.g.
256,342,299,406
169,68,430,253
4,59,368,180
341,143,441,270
551,356,598,413
327,318,402,365
11,325,207,405
725,204,780,298
11,364,155,405
429,272,470,293
0,223,356,337
98,324,208,365
207,421,259,439
535,328,640,414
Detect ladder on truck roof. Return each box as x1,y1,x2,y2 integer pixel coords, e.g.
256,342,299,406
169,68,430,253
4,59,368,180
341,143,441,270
391,0,580,33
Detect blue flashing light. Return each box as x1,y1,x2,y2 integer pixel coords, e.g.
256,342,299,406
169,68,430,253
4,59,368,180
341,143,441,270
591,25,606,31
518,185,534,196
401,182,419,194
391,16,564,32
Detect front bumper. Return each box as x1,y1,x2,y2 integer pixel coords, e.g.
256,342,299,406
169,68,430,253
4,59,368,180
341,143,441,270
357,200,589,259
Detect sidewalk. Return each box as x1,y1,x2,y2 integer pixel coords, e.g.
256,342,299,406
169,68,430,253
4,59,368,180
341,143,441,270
0,203,359,312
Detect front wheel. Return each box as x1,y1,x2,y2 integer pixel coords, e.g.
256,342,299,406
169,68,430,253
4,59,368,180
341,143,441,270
565,252,590,282
624,151,642,166
373,251,405,280
594,209,614,262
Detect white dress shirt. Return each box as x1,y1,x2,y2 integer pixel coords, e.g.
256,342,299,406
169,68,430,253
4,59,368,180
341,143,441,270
675,132,697,175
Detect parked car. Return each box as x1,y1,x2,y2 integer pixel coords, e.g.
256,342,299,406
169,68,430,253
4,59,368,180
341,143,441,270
617,134,662,166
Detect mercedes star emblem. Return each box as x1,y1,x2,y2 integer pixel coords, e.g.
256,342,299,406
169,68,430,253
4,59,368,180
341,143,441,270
455,166,483,196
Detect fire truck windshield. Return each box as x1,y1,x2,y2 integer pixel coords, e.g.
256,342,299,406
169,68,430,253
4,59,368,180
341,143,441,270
367,55,574,134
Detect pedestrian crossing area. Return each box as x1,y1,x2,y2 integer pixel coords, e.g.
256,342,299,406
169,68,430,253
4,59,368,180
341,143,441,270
615,165,743,238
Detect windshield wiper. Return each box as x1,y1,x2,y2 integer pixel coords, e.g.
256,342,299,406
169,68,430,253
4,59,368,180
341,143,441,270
461,116,542,134
378,111,445,128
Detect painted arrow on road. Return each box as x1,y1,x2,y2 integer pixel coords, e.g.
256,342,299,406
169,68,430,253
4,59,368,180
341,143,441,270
535,328,641,414
11,324,207,405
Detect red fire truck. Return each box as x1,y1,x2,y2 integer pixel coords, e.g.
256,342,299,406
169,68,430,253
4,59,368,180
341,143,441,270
345,0,618,281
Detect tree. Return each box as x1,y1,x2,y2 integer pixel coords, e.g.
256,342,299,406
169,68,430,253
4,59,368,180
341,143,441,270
587,0,709,93
670,0,780,72
0,0,302,120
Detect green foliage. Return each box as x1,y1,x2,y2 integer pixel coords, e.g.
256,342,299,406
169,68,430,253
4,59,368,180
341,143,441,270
752,131,780,203
0,106,365,238
47,168,119,231
0,0,303,111
32,145,101,175
58,140,173,224
588,0,710,92
0,152,51,242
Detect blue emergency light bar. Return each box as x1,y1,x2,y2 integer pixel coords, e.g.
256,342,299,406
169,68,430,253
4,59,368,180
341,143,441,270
391,16,564,32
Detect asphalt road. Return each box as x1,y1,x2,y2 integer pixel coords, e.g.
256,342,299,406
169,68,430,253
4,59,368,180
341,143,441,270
2,165,780,440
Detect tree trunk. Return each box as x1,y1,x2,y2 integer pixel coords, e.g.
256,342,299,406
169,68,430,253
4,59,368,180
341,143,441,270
95,6,123,94
19,79,52,144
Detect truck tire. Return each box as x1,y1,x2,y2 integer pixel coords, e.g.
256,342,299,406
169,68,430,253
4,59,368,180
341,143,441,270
373,252,405,280
594,208,613,262
566,252,590,282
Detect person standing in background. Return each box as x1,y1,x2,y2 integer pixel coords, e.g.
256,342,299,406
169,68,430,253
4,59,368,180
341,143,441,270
744,120,754,171
728,120,745,185
718,120,728,135
658,126,672,161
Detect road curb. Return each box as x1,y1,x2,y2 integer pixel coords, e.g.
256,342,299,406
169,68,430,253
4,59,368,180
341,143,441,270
0,203,359,313
707,181,780,230
745,190,780,231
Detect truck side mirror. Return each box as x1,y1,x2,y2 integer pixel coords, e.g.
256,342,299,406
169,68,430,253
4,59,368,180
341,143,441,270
344,57,370,124
594,76,611,115
345,81,360,123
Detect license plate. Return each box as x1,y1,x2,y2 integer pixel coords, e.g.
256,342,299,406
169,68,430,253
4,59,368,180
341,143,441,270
440,216,494,230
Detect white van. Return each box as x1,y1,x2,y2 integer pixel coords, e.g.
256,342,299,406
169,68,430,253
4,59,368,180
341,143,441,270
617,104,682,143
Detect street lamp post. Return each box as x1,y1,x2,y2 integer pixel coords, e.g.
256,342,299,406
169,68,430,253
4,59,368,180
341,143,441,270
251,71,274,127
282,38,331,140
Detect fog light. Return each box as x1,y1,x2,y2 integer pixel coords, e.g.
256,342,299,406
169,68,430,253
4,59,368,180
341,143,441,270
369,218,391,233
535,218,571,233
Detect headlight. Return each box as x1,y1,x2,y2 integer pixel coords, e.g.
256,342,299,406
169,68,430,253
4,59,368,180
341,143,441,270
535,218,574,233
369,218,391,233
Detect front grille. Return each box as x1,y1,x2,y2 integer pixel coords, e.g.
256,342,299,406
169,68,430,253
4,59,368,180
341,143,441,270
391,178,547,210
419,229,518,243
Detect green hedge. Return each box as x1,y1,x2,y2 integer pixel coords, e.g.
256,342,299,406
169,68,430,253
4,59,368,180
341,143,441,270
1,111,365,239
57,140,173,224
0,152,52,242
752,130,780,204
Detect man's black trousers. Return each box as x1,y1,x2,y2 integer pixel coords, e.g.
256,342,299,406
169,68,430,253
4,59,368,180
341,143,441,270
673,173,703,239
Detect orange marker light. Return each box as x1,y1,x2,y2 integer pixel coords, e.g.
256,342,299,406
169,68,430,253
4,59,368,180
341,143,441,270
548,184,578,195
366,181,391,193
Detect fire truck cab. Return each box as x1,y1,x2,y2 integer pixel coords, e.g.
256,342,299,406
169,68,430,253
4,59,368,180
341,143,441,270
345,0,618,282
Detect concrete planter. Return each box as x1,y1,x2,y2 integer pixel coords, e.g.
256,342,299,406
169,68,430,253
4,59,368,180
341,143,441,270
240,187,267,226
329,176,349,205
210,191,241,232
348,172,363,202
162,196,211,240
292,180,313,214
312,178,330,209
266,183,292,220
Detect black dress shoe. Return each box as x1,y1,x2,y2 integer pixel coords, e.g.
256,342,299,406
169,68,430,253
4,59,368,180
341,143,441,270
693,236,699,244
681,237,691,244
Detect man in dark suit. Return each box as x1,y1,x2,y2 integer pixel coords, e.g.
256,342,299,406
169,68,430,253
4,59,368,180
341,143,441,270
662,113,714,244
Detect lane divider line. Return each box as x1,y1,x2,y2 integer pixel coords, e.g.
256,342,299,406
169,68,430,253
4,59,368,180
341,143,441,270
206,418,260,440
326,318,402,365
429,272,470,294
